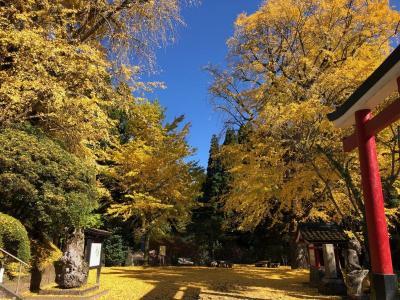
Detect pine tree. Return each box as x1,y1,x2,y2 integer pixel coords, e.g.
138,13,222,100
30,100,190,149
223,128,238,146
203,135,223,202
189,130,239,261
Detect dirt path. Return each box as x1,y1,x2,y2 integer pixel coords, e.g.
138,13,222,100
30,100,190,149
96,266,339,300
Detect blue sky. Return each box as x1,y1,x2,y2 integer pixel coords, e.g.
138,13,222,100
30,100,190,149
146,1,262,168
146,0,399,168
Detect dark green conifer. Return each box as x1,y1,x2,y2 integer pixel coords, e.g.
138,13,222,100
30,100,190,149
203,135,223,202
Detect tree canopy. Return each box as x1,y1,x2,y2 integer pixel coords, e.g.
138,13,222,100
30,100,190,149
0,0,202,279
105,101,200,260
3,0,400,283
209,0,400,231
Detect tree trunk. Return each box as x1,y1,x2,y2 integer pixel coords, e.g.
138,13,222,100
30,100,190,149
290,240,309,269
29,264,42,292
54,228,88,288
318,147,371,269
143,232,150,266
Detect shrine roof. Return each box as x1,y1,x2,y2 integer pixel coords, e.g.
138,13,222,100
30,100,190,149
85,228,112,238
328,45,400,128
296,223,348,244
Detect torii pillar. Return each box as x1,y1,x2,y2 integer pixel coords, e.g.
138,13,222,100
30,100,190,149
328,46,400,299
352,108,397,299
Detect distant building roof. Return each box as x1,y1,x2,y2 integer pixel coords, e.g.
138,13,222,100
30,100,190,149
296,223,348,244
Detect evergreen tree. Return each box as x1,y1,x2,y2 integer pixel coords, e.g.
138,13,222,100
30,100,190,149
189,131,238,261
223,128,238,146
203,135,223,202
203,130,237,203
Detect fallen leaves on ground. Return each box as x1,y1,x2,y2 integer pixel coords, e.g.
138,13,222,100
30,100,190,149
90,266,340,299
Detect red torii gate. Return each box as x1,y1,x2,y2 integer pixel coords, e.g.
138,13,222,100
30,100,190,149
328,46,400,300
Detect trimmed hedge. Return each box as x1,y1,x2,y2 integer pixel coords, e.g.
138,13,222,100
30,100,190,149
0,213,31,262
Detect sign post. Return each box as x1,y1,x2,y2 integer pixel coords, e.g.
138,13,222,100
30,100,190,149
84,229,111,286
0,266,4,284
159,246,166,266
89,242,103,284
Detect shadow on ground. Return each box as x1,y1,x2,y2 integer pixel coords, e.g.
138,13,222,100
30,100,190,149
97,266,339,300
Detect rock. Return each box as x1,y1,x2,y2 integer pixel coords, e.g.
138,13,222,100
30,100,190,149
309,266,324,287
345,239,362,272
362,274,370,293
345,270,369,299
55,229,89,289
342,239,369,298
318,277,347,295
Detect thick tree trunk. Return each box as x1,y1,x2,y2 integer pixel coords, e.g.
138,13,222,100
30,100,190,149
29,264,42,292
29,235,46,292
290,241,309,269
318,147,371,269
54,228,88,288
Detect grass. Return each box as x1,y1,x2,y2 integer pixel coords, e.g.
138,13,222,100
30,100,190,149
89,265,340,300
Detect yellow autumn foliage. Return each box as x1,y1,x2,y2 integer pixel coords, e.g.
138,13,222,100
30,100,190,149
0,0,197,280
92,266,338,300
210,0,400,231
107,102,200,244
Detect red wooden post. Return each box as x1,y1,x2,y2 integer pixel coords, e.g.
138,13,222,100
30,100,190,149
355,109,397,299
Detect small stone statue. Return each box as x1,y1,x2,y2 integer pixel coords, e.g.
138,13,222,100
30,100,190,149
343,239,369,299
345,239,362,272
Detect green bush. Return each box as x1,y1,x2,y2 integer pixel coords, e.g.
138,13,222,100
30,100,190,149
0,213,31,263
104,235,127,266
0,126,99,238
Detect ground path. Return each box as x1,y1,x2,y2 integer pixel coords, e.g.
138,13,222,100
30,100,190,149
93,266,339,300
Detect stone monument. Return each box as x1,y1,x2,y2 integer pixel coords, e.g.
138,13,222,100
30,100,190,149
55,229,88,288
318,243,346,295
343,239,369,299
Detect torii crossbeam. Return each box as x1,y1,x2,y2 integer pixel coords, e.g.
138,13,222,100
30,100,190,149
328,46,400,300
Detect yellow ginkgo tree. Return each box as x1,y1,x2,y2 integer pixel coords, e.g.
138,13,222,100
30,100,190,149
209,0,400,233
107,101,200,263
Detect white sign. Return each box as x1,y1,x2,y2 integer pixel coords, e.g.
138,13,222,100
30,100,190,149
0,267,4,283
89,243,102,267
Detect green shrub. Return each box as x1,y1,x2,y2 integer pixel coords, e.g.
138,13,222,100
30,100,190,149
0,213,31,263
0,127,99,237
104,234,127,266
